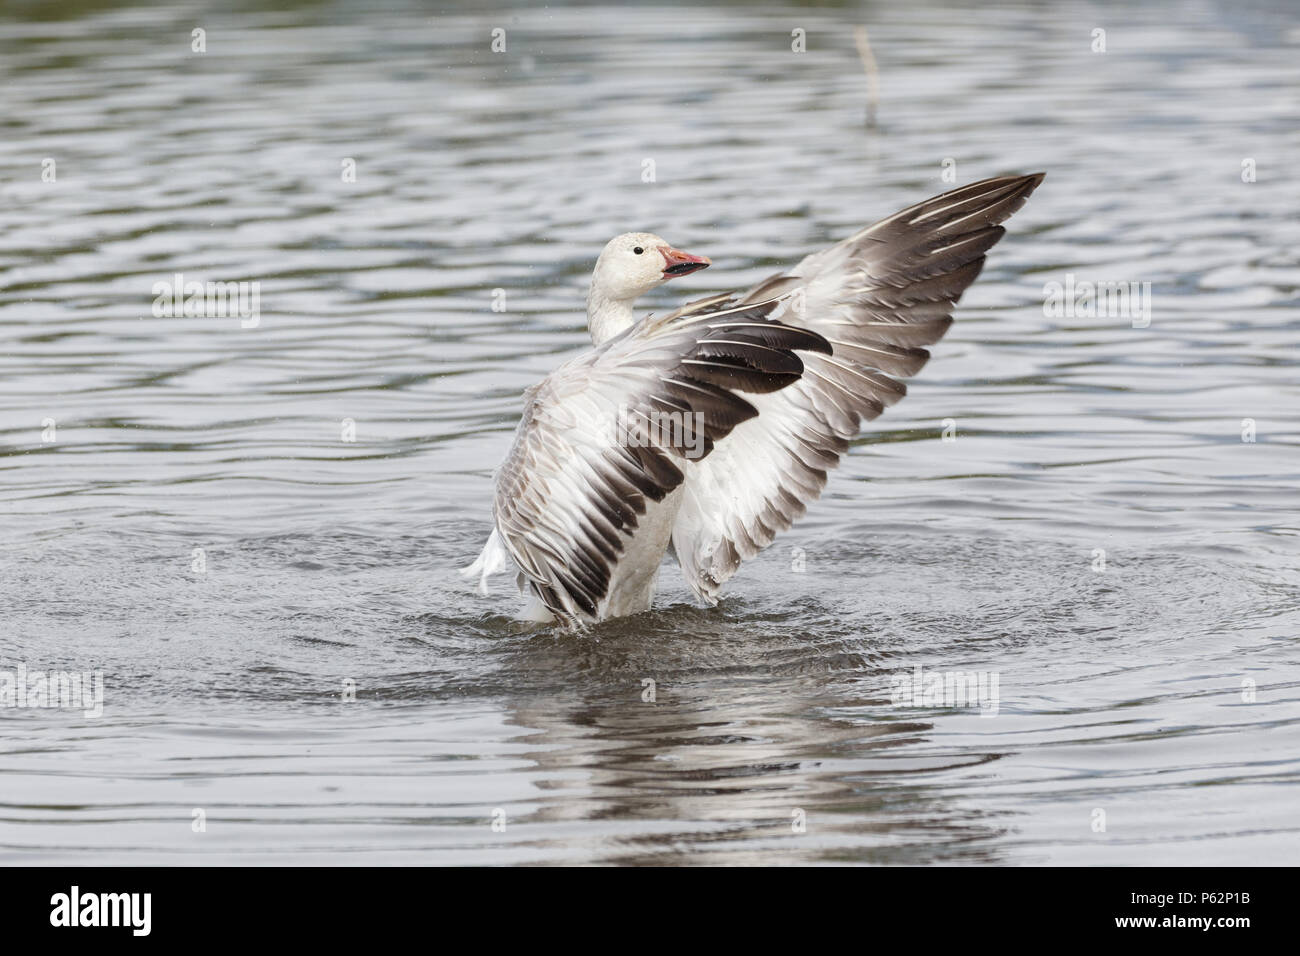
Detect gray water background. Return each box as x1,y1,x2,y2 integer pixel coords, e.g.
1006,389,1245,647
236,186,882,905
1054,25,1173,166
1,0,1298,864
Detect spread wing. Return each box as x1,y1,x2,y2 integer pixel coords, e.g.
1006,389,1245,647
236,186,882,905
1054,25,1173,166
493,301,830,625
672,173,1045,602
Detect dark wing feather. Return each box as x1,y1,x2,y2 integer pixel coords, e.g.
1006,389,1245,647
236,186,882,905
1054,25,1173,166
494,301,830,625
673,173,1045,601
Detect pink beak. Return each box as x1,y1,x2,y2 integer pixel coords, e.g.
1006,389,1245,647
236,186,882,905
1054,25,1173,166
659,245,711,279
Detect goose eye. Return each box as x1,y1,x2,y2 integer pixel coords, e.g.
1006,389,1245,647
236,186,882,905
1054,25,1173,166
632,246,644,255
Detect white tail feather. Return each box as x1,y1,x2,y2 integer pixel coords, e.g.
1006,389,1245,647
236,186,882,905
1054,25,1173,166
460,528,509,596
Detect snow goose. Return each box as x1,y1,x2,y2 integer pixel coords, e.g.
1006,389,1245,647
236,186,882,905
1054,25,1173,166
463,173,1045,626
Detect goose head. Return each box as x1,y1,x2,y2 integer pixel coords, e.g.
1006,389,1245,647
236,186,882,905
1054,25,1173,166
585,232,710,345
590,232,711,303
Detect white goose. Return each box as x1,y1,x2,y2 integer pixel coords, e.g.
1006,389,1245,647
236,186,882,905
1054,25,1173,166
464,173,1045,626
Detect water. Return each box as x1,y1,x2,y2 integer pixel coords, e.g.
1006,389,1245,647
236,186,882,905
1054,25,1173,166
2,0,1298,865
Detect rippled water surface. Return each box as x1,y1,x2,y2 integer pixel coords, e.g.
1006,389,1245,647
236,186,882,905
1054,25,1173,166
2,0,1299,864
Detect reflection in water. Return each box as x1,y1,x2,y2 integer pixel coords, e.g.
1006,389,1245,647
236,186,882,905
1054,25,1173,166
505,672,1008,865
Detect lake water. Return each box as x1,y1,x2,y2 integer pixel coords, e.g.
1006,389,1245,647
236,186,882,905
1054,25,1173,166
1,0,1298,865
